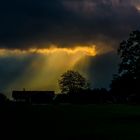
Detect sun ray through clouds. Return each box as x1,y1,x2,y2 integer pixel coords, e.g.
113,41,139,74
4,45,97,94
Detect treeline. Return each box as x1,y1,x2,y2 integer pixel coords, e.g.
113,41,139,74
54,89,113,104
0,89,114,105
0,88,139,105
0,89,140,105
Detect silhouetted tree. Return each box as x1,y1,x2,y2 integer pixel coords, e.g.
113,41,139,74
0,93,8,105
110,30,140,101
118,30,140,78
59,70,90,94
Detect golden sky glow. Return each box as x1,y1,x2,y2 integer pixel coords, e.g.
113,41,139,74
29,45,97,56
0,45,97,57
2,44,113,95
5,45,97,93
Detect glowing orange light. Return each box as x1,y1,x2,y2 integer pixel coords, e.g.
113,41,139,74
0,45,97,57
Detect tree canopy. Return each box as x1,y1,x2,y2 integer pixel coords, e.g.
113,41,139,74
59,70,90,94
118,30,140,78
110,30,140,95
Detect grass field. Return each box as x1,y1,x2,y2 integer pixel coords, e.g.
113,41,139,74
1,104,140,139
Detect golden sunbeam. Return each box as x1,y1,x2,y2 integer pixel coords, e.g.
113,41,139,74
5,44,114,93
6,45,97,93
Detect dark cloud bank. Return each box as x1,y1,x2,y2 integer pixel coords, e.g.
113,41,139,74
0,0,140,95
0,0,140,48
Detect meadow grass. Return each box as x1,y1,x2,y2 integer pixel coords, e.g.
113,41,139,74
5,104,140,139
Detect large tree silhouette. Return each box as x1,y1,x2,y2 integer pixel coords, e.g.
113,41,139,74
111,30,140,97
118,30,140,78
59,70,89,94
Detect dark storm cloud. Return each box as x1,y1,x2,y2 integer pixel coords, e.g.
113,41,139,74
62,0,140,44
0,0,140,48
0,0,66,48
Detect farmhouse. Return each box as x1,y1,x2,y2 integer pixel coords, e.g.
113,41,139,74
12,90,55,104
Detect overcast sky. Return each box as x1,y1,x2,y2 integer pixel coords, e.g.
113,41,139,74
0,0,140,97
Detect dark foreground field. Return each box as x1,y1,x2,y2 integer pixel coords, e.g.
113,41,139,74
1,103,140,139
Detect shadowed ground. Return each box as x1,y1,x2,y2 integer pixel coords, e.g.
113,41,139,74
1,104,140,139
